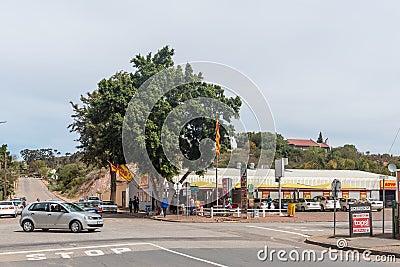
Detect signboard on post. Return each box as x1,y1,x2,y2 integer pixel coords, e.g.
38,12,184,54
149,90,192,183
349,203,373,237
331,179,341,198
240,163,248,212
222,178,232,197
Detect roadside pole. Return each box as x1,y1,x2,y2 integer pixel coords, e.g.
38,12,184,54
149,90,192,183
383,175,386,234
331,179,341,238
275,158,287,216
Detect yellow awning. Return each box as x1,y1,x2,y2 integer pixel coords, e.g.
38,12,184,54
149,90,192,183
309,183,365,190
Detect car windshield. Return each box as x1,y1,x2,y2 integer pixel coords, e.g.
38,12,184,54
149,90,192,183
102,201,114,205
63,202,84,212
0,202,13,205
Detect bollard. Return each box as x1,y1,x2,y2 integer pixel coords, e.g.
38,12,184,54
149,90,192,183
237,207,240,217
262,207,266,218
211,207,214,218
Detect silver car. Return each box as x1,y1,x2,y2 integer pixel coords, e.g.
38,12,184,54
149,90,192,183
20,201,103,233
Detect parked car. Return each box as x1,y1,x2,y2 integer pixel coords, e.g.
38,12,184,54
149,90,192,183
339,198,357,211
313,196,340,211
272,199,291,210
0,201,18,218
20,200,103,232
295,198,321,211
85,196,101,202
11,200,25,215
362,198,384,211
74,202,103,213
100,200,118,213
10,197,27,207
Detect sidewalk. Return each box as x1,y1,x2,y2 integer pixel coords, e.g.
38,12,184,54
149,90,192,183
306,234,400,257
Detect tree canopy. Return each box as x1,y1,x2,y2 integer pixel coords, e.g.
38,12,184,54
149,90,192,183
69,46,242,199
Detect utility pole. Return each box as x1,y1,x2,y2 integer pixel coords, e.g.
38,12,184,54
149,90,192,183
3,151,7,201
0,121,7,200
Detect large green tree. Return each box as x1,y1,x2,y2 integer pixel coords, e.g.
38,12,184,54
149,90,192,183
70,46,242,201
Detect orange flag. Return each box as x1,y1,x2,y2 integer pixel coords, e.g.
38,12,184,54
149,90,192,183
108,161,119,173
215,119,221,156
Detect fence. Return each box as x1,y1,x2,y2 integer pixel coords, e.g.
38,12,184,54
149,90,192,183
197,206,286,218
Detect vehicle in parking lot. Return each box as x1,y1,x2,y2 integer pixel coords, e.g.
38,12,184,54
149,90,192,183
295,198,321,211
339,198,357,211
313,195,340,211
11,200,25,215
100,200,118,213
85,196,101,202
362,198,384,211
272,199,291,210
73,202,103,213
20,201,103,232
0,201,18,217
10,197,27,206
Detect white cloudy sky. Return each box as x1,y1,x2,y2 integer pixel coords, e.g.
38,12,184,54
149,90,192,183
1,1,400,157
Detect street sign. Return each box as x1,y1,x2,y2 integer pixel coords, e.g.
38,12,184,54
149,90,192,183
240,164,248,211
331,179,341,198
222,178,232,197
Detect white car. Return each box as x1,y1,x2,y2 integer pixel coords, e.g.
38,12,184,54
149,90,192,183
100,200,118,213
0,201,18,217
363,198,383,211
313,196,340,211
11,200,25,215
295,198,321,211
339,198,357,211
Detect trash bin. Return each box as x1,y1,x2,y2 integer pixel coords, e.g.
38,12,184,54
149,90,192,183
253,209,260,218
145,205,151,216
287,203,296,216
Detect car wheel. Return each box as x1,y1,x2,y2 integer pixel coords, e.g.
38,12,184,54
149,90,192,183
301,206,305,212
12,214,17,218
377,209,382,212
70,220,82,233
22,220,35,232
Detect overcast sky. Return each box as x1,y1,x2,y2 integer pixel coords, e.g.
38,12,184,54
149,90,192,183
1,1,400,158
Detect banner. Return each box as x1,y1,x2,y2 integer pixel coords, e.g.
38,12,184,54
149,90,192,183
215,119,221,156
139,174,149,189
118,164,134,182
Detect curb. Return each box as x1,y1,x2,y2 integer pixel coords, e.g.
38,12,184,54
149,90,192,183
305,237,400,258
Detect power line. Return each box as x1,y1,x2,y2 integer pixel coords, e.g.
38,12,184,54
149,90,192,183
388,127,400,155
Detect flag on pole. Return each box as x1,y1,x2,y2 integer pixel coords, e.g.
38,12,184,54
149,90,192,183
215,119,221,156
118,164,134,182
108,161,119,173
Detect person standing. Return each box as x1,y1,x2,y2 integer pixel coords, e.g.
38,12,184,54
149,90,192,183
129,198,133,215
134,195,140,213
267,195,272,210
190,197,195,215
161,198,168,217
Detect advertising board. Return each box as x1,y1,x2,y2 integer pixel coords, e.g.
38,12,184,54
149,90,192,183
349,203,373,237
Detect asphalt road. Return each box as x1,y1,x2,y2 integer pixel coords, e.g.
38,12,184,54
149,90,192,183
0,177,396,267
14,177,60,202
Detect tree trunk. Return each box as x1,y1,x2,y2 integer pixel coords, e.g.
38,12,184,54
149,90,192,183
110,170,116,202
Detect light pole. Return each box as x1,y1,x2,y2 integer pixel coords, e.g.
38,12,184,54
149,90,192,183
388,164,398,237
1,121,7,200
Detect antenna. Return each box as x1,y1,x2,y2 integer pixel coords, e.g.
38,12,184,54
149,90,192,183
388,127,400,155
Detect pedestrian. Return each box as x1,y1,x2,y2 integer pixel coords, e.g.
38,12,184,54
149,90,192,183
267,195,272,210
134,195,140,213
129,198,133,215
161,198,168,217
190,197,195,215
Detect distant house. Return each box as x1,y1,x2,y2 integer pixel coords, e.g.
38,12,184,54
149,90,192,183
286,138,330,151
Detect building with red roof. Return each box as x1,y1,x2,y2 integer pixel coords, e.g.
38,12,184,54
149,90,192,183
286,138,330,151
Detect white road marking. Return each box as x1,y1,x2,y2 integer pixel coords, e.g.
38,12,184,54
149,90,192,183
0,242,228,267
246,225,311,238
150,244,228,267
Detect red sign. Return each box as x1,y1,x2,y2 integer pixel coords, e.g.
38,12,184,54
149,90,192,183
380,180,397,190
352,213,371,233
